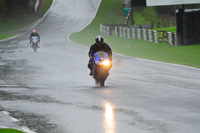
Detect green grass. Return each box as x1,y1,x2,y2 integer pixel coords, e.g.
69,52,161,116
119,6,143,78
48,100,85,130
105,35,200,68
153,26,176,32
0,128,23,133
70,0,125,45
0,33,17,40
70,0,200,69
40,0,53,17
134,12,147,25
0,17,22,32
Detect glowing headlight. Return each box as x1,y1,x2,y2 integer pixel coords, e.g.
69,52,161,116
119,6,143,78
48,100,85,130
95,60,110,66
33,39,37,43
102,60,110,66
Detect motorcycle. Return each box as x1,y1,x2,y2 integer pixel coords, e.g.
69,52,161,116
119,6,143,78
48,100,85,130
30,36,40,52
92,51,111,87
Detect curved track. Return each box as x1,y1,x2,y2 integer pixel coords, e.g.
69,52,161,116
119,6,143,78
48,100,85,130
0,0,200,133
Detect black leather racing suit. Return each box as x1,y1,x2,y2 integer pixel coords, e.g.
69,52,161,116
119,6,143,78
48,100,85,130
88,42,112,71
30,32,40,43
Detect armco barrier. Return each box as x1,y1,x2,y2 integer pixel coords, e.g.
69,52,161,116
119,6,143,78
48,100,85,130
100,24,178,46
100,24,112,36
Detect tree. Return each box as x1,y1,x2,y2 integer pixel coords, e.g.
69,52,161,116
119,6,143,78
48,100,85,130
0,0,31,15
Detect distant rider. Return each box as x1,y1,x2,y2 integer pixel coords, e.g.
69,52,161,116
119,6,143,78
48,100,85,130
88,35,112,76
30,29,40,47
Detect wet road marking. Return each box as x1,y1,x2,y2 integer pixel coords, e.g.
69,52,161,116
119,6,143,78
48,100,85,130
21,126,36,133
2,111,10,115
0,126,8,128
10,117,19,122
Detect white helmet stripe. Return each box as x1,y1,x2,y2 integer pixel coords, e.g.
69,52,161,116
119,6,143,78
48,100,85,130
98,36,101,41
96,35,101,41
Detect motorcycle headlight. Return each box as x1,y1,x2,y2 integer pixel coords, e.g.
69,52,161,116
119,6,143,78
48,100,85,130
102,60,110,66
33,40,37,43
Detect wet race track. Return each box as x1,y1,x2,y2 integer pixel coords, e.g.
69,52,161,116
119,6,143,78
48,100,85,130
0,0,200,133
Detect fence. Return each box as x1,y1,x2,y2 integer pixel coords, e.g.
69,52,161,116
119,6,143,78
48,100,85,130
100,24,178,46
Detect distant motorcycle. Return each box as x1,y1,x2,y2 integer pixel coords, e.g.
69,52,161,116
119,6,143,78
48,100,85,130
30,36,39,52
92,51,111,87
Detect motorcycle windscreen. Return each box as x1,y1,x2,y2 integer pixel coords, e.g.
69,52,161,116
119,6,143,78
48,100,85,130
96,51,107,58
31,36,39,40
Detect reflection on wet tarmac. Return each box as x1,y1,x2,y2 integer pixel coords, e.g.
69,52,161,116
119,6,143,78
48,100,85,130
103,102,115,133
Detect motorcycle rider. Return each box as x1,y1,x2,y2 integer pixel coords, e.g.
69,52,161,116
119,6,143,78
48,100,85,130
30,29,40,47
88,35,112,76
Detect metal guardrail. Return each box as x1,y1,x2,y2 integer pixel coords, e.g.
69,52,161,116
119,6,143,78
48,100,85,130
100,24,112,36
100,24,178,46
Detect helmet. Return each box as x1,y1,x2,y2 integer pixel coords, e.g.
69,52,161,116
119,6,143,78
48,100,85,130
33,29,36,33
95,35,104,47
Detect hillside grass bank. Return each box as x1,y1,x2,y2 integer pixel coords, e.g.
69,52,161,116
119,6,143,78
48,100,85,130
0,128,23,133
70,0,200,69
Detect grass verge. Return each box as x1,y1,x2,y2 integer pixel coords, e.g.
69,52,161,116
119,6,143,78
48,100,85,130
0,33,17,40
0,128,23,133
40,0,53,17
153,26,176,32
70,0,200,69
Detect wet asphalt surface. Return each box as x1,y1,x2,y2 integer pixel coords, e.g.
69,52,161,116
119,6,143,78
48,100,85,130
0,0,200,133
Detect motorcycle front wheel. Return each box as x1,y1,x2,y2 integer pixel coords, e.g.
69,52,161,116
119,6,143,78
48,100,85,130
34,47,37,53
99,69,107,87
33,44,38,53
100,80,104,87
